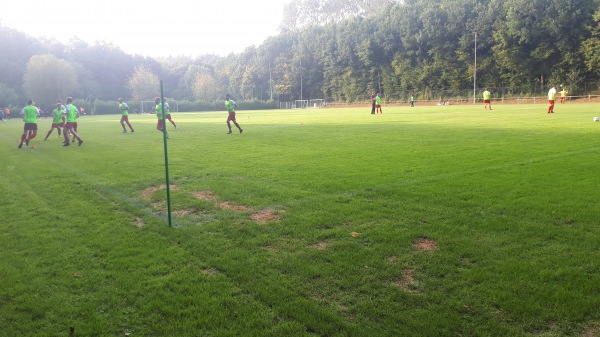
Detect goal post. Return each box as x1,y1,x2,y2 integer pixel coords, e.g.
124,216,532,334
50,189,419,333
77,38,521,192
309,99,325,108
294,100,309,109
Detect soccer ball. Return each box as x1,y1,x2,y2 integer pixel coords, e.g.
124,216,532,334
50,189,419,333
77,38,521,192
594,117,599,122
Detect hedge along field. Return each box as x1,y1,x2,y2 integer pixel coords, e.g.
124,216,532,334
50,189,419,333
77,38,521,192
0,103,599,337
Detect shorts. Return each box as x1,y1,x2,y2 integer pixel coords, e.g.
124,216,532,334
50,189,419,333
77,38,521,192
483,100,490,104
65,122,77,129
157,120,164,130
51,123,63,129
24,123,38,131
549,100,555,105
121,115,129,122
227,112,237,122
166,114,173,121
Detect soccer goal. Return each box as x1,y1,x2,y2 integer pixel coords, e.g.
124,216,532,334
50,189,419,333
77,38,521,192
294,100,309,109
140,101,155,114
309,99,325,108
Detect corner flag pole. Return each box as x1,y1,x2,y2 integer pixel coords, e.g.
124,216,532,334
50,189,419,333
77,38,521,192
160,80,172,227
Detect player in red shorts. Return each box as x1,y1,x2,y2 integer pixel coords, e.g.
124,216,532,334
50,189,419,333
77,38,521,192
44,101,66,140
18,99,38,149
154,97,166,132
547,85,557,114
118,98,135,133
225,94,243,134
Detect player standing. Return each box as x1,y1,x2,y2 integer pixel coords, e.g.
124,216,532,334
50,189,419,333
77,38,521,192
225,94,243,134
548,85,557,114
18,99,38,149
371,91,376,114
559,87,568,104
44,102,65,140
483,89,492,110
63,97,83,146
375,93,383,114
118,98,135,133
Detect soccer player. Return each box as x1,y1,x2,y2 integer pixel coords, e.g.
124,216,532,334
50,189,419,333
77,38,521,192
118,98,135,133
370,91,376,114
18,99,38,149
559,87,568,104
483,89,492,110
225,94,243,134
410,95,415,107
164,101,177,129
44,102,66,140
375,93,383,114
63,97,83,146
548,85,557,114
155,97,166,132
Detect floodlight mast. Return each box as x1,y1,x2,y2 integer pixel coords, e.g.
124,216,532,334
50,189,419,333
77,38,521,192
473,31,477,104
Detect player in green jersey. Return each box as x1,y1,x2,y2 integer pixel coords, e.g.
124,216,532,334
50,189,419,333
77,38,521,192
375,93,383,114
44,102,66,140
118,98,135,133
483,89,492,110
225,94,243,134
62,97,83,146
18,99,38,148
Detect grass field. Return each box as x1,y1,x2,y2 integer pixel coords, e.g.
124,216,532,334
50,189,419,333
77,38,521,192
1,103,599,337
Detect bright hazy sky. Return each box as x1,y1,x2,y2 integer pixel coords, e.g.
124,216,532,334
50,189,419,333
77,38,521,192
0,0,286,58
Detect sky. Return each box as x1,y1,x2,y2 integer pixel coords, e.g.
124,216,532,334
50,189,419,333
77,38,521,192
0,0,287,58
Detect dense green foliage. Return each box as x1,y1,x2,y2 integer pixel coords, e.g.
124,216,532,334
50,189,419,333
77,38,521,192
1,103,599,336
0,0,599,107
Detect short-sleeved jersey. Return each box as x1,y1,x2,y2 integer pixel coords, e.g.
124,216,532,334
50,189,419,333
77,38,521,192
559,90,568,97
410,96,415,102
53,108,64,124
164,102,171,115
375,96,381,105
548,88,557,100
226,100,236,113
155,103,166,119
22,105,38,123
66,104,78,123
119,102,129,116
483,91,491,100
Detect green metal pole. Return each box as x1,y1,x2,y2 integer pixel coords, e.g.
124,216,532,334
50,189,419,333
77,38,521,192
160,81,172,227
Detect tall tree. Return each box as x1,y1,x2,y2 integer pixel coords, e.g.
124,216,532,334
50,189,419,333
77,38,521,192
127,66,159,101
22,54,77,108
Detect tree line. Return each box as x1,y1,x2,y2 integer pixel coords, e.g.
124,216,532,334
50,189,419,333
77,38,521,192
1,0,599,112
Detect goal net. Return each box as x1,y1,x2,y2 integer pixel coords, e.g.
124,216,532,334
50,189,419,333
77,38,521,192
294,100,309,109
309,99,325,108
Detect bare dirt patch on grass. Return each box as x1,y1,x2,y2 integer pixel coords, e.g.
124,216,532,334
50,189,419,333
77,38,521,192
413,238,439,251
250,209,284,224
192,190,218,201
393,269,418,294
202,268,221,276
583,326,599,337
173,210,193,216
141,184,179,200
135,217,144,228
217,201,250,212
311,242,330,251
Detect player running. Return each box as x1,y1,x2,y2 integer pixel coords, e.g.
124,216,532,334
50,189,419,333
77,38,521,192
118,98,135,133
225,94,243,134
63,97,83,146
44,101,66,141
164,101,177,129
18,99,38,149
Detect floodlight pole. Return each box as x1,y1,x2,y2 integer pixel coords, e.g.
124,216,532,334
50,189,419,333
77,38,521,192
160,80,172,227
473,31,477,104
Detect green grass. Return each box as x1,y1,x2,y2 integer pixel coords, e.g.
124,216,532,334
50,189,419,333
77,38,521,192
1,103,599,336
